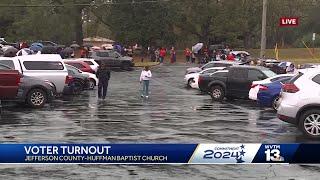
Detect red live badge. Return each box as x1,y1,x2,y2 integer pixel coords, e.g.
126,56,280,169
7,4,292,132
279,17,299,27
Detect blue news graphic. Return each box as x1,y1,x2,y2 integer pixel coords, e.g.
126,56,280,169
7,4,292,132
1,144,320,164
252,144,299,163
0,144,197,163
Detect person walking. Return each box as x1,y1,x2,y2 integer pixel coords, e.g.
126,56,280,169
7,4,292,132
170,47,176,63
184,48,191,63
155,48,160,62
159,47,166,64
96,63,111,100
140,66,152,98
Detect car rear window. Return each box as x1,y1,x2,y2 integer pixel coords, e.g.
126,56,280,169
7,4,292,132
0,64,11,70
270,76,291,82
96,51,109,57
0,60,15,69
67,62,85,69
312,74,320,85
23,61,64,70
84,61,94,65
289,72,303,83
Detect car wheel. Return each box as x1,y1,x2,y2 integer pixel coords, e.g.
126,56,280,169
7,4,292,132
89,79,96,90
26,89,47,108
299,109,320,139
71,81,83,95
272,96,280,111
210,85,225,101
187,78,194,88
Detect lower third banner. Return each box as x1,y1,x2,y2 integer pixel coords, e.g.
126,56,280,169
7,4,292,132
0,144,319,164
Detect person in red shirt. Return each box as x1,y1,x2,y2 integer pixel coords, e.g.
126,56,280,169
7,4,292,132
227,53,235,61
159,48,166,64
184,48,191,63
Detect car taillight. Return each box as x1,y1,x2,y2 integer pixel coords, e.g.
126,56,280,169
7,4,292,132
198,76,203,84
65,75,74,84
16,74,21,84
251,84,258,88
259,85,268,91
282,83,299,93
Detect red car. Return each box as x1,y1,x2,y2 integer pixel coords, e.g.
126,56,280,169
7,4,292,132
0,65,21,99
63,60,95,74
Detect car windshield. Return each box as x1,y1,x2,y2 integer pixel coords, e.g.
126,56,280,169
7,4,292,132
262,69,277,78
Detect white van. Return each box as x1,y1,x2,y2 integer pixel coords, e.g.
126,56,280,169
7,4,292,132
0,54,68,94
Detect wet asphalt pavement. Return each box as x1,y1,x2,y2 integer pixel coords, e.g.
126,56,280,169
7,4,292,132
0,64,320,179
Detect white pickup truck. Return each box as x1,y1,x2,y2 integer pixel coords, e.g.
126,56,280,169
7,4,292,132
0,54,68,94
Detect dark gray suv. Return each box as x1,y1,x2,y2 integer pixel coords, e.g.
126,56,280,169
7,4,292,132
89,50,134,70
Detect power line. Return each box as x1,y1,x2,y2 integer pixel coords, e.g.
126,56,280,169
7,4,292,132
0,0,170,7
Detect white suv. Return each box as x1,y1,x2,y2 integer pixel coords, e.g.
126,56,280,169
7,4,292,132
277,68,320,138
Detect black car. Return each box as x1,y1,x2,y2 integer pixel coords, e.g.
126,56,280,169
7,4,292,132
89,50,134,70
64,64,90,95
198,66,277,101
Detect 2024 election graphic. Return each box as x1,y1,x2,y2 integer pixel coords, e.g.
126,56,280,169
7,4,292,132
0,144,319,164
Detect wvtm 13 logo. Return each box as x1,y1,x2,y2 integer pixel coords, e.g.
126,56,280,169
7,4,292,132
264,145,284,162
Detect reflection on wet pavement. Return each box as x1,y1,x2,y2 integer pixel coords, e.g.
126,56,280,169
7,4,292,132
0,65,319,179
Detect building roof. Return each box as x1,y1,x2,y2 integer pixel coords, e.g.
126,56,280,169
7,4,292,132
83,37,114,43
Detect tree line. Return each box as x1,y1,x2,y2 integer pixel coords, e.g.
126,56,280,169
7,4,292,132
0,0,320,49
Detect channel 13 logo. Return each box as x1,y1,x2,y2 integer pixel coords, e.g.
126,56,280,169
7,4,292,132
264,145,284,162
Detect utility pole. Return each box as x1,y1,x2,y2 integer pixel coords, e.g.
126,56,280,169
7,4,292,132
260,0,267,58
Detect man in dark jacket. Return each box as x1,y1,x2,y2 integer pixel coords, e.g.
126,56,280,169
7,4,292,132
96,63,111,99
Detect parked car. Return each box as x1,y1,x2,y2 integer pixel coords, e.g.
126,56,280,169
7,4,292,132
0,38,19,49
0,54,68,94
36,41,65,48
300,63,320,69
0,63,54,108
184,67,226,88
249,74,295,101
257,77,292,110
64,64,90,95
66,64,98,90
198,66,277,101
186,61,241,75
77,58,99,72
63,60,95,74
89,50,134,70
277,68,320,138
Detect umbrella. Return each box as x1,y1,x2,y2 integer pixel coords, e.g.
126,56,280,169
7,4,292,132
63,47,74,54
70,43,80,48
83,43,93,48
30,43,44,52
3,46,18,57
41,46,58,54
192,43,203,53
16,48,33,56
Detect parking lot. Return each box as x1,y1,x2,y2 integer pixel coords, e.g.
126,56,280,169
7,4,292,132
0,64,320,179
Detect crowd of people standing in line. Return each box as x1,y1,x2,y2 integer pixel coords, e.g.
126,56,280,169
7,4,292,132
140,45,248,64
